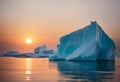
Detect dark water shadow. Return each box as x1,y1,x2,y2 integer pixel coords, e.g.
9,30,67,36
50,61,115,82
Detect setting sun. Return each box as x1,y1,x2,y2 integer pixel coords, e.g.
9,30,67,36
26,38,32,44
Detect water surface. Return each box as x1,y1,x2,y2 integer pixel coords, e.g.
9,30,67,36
0,57,120,82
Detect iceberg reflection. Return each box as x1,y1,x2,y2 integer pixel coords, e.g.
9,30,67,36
56,61,115,81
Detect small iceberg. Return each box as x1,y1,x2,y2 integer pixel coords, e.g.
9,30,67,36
116,52,120,57
28,45,54,58
3,51,22,57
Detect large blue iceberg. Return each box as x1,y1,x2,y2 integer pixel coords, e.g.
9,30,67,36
49,21,116,61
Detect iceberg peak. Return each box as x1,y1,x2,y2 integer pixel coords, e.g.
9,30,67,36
90,21,97,25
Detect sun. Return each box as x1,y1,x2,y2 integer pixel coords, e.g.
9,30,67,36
26,38,32,44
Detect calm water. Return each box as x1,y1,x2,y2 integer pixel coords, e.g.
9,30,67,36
0,57,120,82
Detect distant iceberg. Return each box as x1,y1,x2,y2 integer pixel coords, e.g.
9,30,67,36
31,45,54,58
3,51,22,57
34,45,47,54
115,52,120,57
1,45,54,58
49,21,116,61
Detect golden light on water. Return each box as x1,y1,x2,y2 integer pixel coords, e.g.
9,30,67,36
26,76,31,80
26,58,32,70
26,70,32,74
25,58,32,80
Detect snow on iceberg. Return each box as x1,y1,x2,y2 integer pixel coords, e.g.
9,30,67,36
49,21,116,61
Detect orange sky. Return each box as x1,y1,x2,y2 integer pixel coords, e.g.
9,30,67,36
0,0,120,53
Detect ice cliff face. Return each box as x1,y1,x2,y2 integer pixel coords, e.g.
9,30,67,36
49,21,116,61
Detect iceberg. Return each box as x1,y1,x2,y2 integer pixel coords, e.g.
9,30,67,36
49,21,116,61
0,53,3,56
3,51,22,57
116,52,120,57
33,45,54,57
34,45,47,54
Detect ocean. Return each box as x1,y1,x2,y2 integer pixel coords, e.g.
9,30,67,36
0,57,120,82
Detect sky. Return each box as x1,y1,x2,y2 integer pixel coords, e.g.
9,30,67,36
0,0,120,53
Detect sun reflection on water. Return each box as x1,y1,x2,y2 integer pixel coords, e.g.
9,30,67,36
26,76,31,80
25,58,32,80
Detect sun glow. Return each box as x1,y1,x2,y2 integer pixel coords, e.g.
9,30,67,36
26,38,32,44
